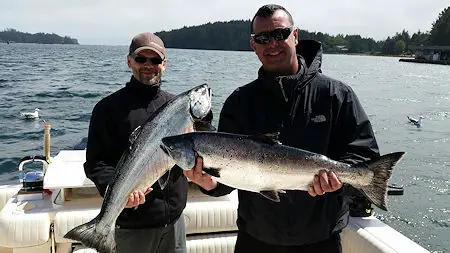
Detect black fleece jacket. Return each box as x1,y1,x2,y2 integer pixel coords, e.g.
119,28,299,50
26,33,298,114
202,40,380,245
84,76,188,228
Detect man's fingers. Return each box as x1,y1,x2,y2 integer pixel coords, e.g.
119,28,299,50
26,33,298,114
125,192,136,208
183,155,217,191
313,175,324,195
144,187,153,195
125,191,146,208
138,191,145,205
319,170,332,192
129,192,135,203
194,156,203,174
133,192,140,205
183,170,192,178
184,156,203,182
308,185,317,197
328,171,342,191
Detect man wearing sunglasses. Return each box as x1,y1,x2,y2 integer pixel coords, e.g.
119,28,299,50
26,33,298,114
84,32,190,253
186,4,379,253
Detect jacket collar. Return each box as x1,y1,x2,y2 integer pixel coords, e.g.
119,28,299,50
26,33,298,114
126,76,160,97
256,40,323,102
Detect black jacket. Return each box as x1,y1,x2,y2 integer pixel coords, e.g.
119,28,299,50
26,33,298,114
84,76,188,229
204,40,380,245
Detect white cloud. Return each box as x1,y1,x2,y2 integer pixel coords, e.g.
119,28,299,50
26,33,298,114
1,0,448,45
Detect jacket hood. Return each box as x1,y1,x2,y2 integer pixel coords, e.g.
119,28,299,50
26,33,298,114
256,40,323,102
255,40,323,122
257,39,323,80
296,39,323,75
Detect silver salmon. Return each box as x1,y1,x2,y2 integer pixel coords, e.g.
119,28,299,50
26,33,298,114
161,132,405,211
64,84,212,253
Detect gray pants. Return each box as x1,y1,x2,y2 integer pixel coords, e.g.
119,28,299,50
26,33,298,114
115,216,187,253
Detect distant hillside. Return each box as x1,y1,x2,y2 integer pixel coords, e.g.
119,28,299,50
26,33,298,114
156,8,450,55
156,20,252,51
155,20,382,54
0,28,79,44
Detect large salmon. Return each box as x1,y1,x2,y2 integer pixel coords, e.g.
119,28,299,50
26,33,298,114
64,84,212,253
161,131,404,211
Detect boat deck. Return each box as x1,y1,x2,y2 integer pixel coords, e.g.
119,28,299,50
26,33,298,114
0,150,430,253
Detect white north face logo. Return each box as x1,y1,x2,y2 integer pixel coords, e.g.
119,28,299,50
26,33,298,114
311,115,326,123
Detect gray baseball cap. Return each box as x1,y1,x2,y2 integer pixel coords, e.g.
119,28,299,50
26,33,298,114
129,32,165,59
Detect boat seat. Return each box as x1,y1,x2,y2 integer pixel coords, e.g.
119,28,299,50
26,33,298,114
72,245,97,253
0,193,51,251
0,185,20,211
187,233,237,253
341,216,430,253
53,184,238,242
52,184,238,253
184,184,238,234
69,233,238,253
53,208,101,244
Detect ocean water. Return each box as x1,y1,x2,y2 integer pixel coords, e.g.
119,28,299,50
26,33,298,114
0,43,448,252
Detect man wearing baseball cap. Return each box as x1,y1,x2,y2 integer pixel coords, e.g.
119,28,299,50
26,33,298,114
84,32,189,253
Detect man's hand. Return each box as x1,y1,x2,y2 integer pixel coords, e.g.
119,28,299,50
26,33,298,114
183,156,217,191
125,187,152,208
308,170,342,197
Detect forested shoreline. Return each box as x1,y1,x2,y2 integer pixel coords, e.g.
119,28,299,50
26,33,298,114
156,6,449,55
2,6,448,55
0,29,78,44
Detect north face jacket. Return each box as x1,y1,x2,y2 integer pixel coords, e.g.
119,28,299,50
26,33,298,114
202,40,380,245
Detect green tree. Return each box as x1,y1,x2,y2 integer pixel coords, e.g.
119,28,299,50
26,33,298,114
381,37,396,55
395,40,406,54
410,30,429,46
429,6,450,45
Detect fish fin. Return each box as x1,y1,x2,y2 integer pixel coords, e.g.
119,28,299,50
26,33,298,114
250,132,282,145
359,152,405,211
203,167,221,177
259,190,281,202
158,170,171,190
64,217,116,253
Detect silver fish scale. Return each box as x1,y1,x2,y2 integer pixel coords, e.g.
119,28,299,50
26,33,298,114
194,132,370,192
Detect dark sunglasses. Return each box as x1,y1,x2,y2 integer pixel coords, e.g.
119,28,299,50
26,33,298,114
251,26,294,44
133,55,164,65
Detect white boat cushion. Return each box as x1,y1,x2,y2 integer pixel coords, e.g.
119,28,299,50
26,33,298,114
186,233,237,253
54,209,100,243
0,185,20,211
0,198,51,247
54,186,238,243
341,216,430,253
72,244,97,253
184,188,238,234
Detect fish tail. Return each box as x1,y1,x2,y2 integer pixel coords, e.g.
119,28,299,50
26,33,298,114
64,217,116,253
359,152,405,211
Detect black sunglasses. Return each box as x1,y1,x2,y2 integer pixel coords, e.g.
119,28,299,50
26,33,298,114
133,55,164,65
251,26,294,44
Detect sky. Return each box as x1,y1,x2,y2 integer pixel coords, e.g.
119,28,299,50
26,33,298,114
1,0,449,45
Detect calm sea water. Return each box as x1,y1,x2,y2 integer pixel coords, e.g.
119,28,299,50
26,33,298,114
0,44,448,252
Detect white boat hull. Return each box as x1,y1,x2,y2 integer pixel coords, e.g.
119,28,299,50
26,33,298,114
0,150,430,253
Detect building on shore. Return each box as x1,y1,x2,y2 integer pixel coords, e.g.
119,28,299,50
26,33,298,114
399,45,450,65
